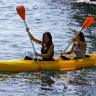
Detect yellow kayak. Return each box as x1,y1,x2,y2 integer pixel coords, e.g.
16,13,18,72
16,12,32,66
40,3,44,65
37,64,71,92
0,54,96,72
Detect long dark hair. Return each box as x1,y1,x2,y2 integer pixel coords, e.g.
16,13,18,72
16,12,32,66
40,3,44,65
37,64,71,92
42,32,53,48
78,32,85,42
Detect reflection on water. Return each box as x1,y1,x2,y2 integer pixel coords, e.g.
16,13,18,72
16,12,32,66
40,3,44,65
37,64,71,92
0,68,96,96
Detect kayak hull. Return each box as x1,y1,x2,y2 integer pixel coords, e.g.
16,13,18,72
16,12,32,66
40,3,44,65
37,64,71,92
0,54,96,72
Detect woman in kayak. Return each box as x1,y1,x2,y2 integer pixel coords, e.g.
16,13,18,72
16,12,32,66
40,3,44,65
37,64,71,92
24,28,54,61
60,32,87,60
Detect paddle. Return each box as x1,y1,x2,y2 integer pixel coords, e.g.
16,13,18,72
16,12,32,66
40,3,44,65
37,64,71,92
63,16,94,53
16,5,43,73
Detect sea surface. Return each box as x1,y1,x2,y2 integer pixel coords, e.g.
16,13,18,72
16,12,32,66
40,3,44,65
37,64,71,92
0,0,96,96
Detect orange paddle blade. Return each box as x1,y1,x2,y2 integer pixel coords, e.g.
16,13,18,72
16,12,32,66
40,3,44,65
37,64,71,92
82,16,94,29
16,5,25,20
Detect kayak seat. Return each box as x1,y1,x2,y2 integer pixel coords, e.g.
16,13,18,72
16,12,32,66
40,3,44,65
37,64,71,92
85,55,91,58
34,58,55,61
24,56,55,61
24,56,33,60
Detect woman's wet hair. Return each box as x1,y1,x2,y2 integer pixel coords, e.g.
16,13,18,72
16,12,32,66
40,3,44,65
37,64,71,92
42,32,53,47
78,32,85,42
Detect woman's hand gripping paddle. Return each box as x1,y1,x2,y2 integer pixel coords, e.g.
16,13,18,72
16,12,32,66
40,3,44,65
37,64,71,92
63,16,94,53
16,5,43,74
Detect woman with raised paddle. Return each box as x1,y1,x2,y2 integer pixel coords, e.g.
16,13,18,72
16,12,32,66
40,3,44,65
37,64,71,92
60,32,87,60
24,28,54,61
59,16,94,60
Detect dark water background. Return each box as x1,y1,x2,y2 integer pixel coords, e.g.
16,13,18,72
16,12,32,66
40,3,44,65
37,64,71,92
0,0,96,96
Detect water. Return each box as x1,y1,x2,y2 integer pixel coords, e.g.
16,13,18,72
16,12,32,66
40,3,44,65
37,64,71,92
0,0,96,96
